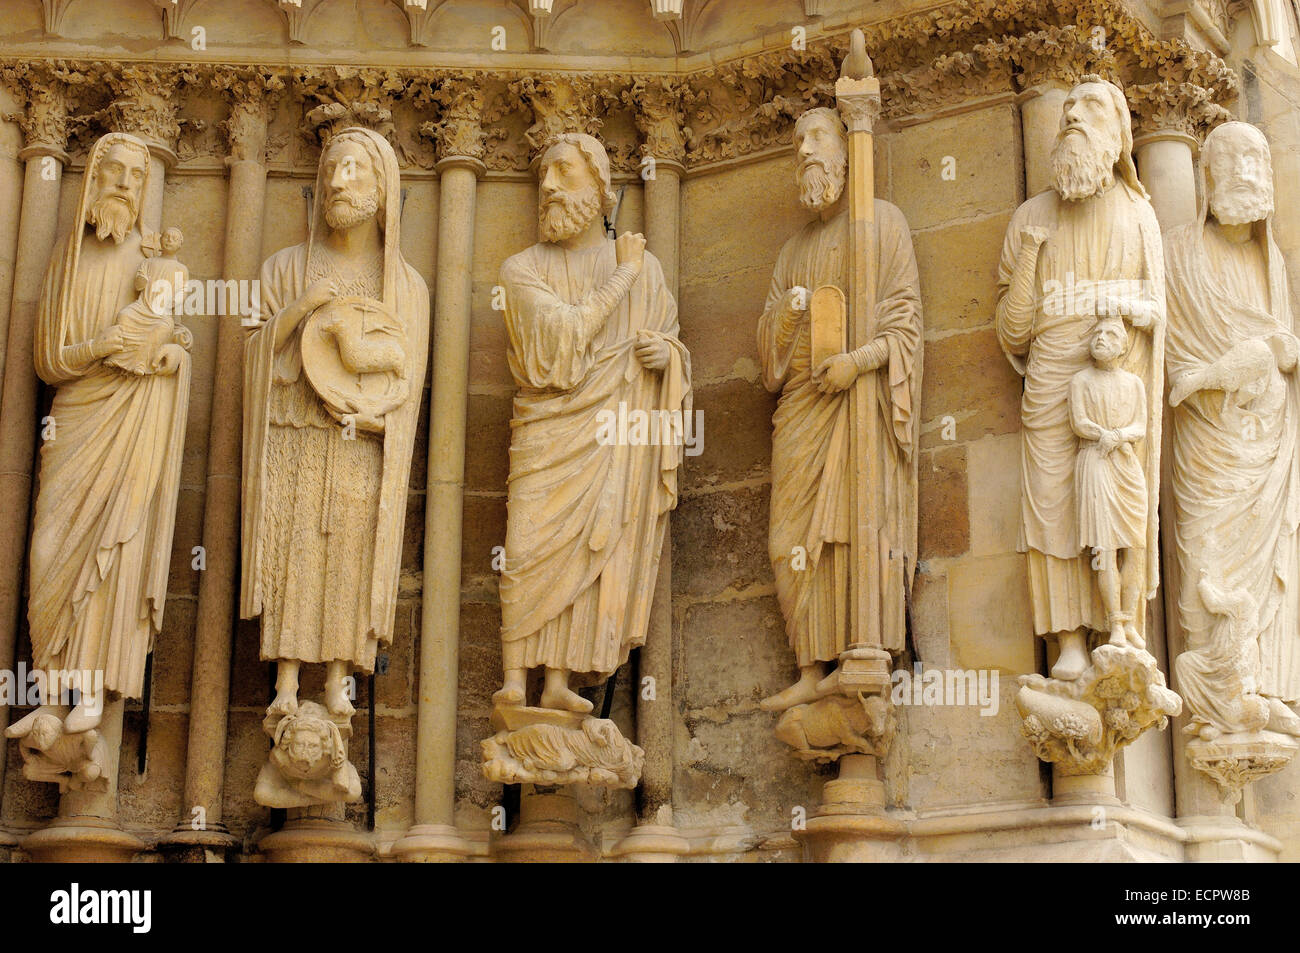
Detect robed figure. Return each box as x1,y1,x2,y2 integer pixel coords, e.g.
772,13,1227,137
494,133,691,715
996,77,1164,681
242,127,428,719
15,132,190,738
1165,121,1300,739
758,107,922,712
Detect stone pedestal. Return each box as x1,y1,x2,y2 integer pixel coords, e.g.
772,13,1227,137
23,816,146,864
258,818,373,864
390,824,474,863
492,786,597,863
157,825,240,864
610,823,690,863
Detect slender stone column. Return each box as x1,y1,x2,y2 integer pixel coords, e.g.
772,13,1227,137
1134,131,1198,230
163,78,279,861
393,80,482,863
612,80,690,863
0,79,70,816
1018,83,1068,198
0,76,29,393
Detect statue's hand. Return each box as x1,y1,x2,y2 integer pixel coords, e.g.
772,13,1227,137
1097,429,1120,454
634,330,670,371
813,353,857,394
1268,331,1299,373
615,231,646,271
91,325,126,359
299,279,337,315
152,343,184,377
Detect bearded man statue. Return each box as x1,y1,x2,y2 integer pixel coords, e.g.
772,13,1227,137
493,132,691,717
996,76,1165,682
757,106,923,712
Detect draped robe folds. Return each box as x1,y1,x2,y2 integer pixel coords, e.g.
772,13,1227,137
28,229,191,700
498,242,690,685
757,201,922,665
996,182,1164,638
1165,219,1300,702
241,244,429,673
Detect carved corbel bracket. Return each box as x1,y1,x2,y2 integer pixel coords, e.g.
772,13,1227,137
1017,644,1182,775
271,0,330,45
388,0,447,46
774,647,898,765
482,705,644,789
1186,732,1299,806
255,701,363,809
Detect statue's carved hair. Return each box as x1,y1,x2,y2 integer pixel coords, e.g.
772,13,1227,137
542,132,618,217
795,107,847,145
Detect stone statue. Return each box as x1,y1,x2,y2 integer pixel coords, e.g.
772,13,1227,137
1068,315,1148,650
1163,120,1300,798
241,126,428,807
484,132,690,789
756,105,922,716
996,76,1164,681
6,133,191,763
998,77,1178,773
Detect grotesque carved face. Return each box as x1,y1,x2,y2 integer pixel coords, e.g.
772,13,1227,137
1207,124,1273,227
794,111,847,212
538,140,603,243
273,718,333,781
87,142,147,244
322,139,382,231
1051,82,1123,201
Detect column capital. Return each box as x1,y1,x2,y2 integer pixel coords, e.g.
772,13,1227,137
294,65,404,147
626,77,686,166
1128,80,1230,146
215,70,285,166
509,73,602,159
104,64,185,163
1,65,73,158
423,77,486,168
1008,26,1116,93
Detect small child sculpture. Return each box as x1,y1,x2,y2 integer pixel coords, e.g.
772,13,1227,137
1068,315,1148,651
104,227,190,377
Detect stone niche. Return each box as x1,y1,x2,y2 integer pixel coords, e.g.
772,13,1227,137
0,0,1294,863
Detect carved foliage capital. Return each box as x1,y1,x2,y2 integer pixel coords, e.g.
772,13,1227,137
295,66,405,146
626,78,686,163
510,73,603,155
215,70,285,164
105,65,189,151
424,77,486,163
1128,80,1231,142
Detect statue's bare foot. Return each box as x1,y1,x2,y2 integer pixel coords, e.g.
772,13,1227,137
493,686,525,707
1266,696,1300,737
540,684,593,714
760,676,822,712
5,706,49,738
1050,638,1089,682
1125,622,1145,652
325,681,355,717
63,701,102,734
1198,723,1221,742
267,692,299,718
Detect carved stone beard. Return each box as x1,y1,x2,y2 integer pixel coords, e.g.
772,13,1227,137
324,190,381,231
539,183,603,243
1050,127,1120,201
798,156,846,211
86,194,138,244
1211,176,1274,226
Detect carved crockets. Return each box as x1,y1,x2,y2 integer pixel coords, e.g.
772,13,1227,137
1164,120,1300,802
998,77,1180,775
241,127,429,809
6,132,193,793
757,31,923,796
483,131,690,790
